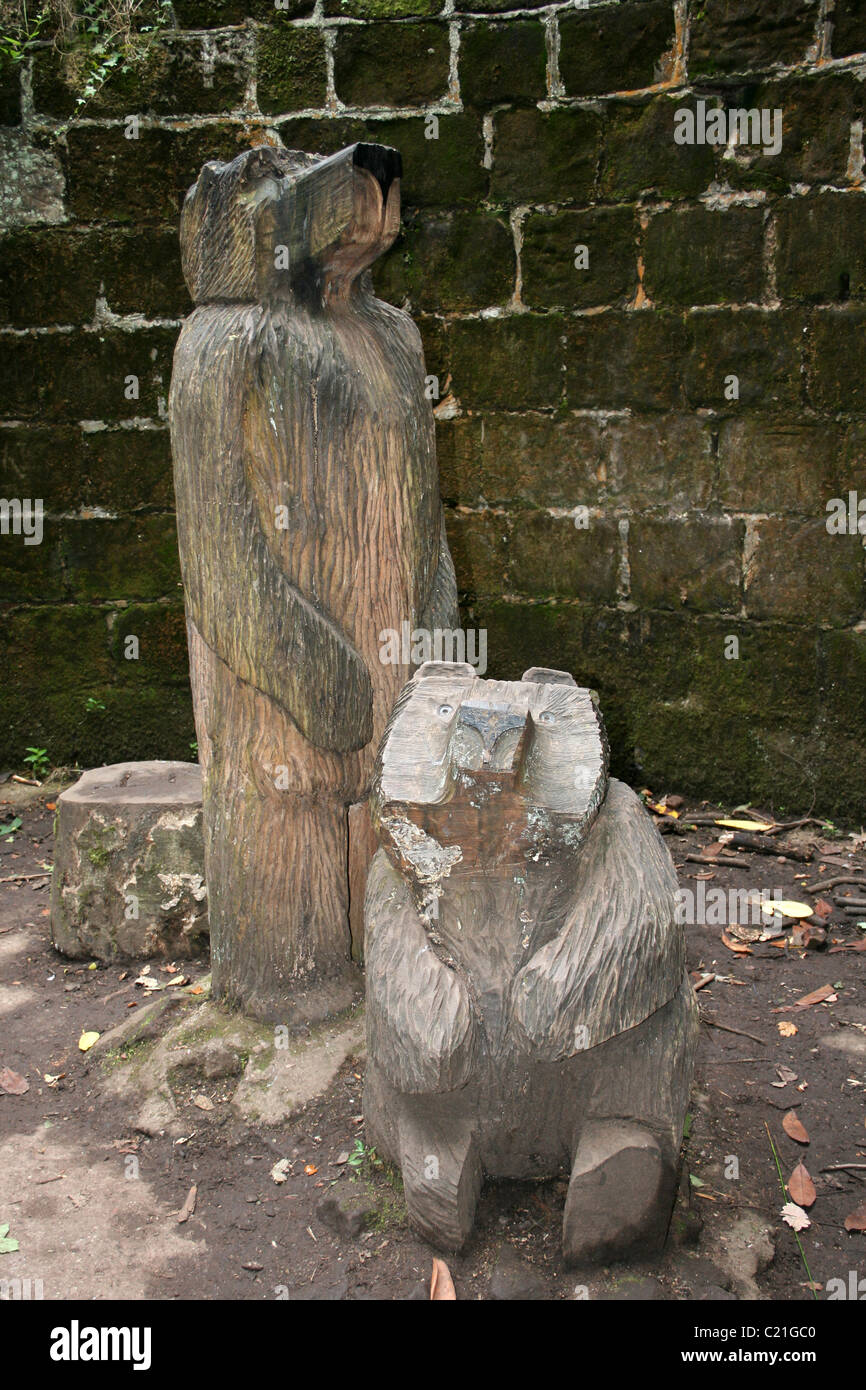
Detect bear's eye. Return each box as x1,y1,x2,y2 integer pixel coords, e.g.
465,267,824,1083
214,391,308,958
437,704,453,719
538,711,554,724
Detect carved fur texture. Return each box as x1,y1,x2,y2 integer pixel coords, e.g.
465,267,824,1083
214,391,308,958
364,663,699,1261
169,145,458,1021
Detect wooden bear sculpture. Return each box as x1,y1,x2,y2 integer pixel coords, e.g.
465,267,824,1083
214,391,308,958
169,144,457,1023
365,662,699,1263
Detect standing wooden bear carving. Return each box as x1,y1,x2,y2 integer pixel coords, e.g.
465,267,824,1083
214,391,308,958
365,662,699,1263
169,144,457,1023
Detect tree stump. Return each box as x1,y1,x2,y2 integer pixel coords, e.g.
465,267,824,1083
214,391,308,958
169,143,458,1023
50,761,207,961
364,662,699,1263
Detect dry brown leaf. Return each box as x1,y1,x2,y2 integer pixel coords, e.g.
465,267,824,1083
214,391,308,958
430,1257,456,1300
844,1201,866,1233
778,1021,798,1038
721,931,753,955
788,1162,816,1208
304,1163,318,1176
782,1111,810,1145
0,1066,29,1095
772,983,837,1013
813,899,833,920
177,1184,197,1224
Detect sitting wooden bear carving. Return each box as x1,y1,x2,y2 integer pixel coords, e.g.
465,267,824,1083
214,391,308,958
364,662,699,1263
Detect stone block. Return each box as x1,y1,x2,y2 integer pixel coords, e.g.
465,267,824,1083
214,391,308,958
447,314,566,410
375,208,513,312
689,0,819,76
642,204,765,306
629,515,744,613
807,307,866,411
257,26,327,114
559,2,675,98
508,510,621,602
332,22,450,107
459,20,546,107
565,310,688,411
491,106,603,204
744,517,864,623
685,308,804,409
600,96,716,201
521,205,638,311
775,192,866,303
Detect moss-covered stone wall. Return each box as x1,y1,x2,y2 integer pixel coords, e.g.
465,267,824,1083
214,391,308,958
1,0,865,816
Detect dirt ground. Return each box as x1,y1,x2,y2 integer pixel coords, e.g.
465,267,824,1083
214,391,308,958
1,779,865,1302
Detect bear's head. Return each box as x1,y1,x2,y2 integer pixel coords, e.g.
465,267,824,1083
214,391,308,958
180,142,402,307
372,663,610,889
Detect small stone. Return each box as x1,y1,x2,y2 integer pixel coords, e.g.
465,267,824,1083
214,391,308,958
316,1187,377,1239
488,1245,548,1301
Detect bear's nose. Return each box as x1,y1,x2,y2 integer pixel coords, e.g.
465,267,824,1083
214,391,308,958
454,704,528,772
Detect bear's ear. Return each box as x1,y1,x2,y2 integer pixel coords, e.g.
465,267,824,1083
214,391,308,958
521,667,577,686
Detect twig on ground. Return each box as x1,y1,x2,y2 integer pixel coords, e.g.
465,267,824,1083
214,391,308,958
805,875,866,893
702,1016,769,1046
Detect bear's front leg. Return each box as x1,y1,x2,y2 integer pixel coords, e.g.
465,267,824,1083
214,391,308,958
562,978,699,1265
398,1103,482,1253
364,848,481,1250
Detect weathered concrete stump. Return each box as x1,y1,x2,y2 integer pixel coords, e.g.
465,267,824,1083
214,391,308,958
50,761,208,961
364,662,699,1265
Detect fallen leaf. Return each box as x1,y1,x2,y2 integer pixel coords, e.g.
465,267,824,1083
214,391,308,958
192,1094,214,1111
788,1162,816,1208
782,1202,811,1232
844,1202,866,1232
715,818,774,832
762,900,813,919
0,1222,20,1254
721,931,753,955
772,983,837,1013
776,1065,798,1084
430,1257,456,1300
188,985,204,995
78,1031,99,1052
304,1163,318,1176
45,802,56,811
813,899,833,920
782,1111,810,1144
271,1159,290,1185
778,1022,798,1038
0,1066,29,1095
795,983,836,1008
730,924,762,943
177,1184,197,1224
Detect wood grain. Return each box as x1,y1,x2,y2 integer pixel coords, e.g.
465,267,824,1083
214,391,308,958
169,144,457,1021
